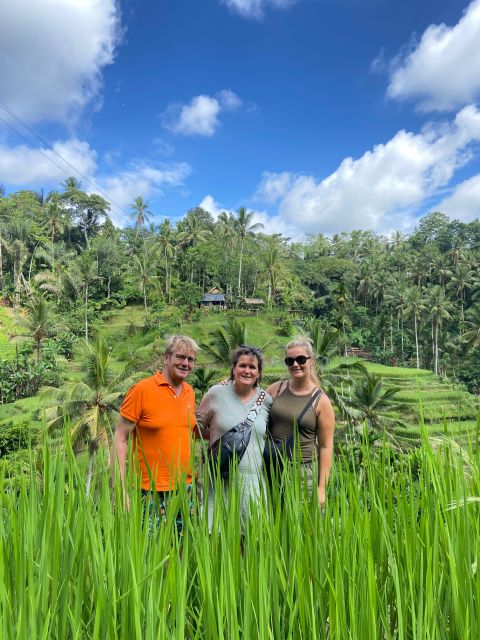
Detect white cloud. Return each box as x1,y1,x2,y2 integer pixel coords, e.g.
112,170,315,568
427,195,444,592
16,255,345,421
0,139,97,185
163,90,242,136
387,0,480,111
255,105,480,234
98,162,192,224
436,174,480,221
0,135,190,227
221,0,296,19
0,0,120,123
198,195,303,239
255,171,296,202
199,195,224,218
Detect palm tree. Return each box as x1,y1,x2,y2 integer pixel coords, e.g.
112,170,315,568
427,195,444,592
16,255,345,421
263,243,285,305
431,255,452,290
43,192,70,243
189,366,221,398
22,291,55,362
177,214,211,248
404,286,426,369
345,372,406,435
42,336,144,495
463,303,480,349
201,317,249,367
130,196,151,229
72,251,98,341
34,242,77,303
426,285,453,375
234,207,264,297
449,263,474,329
216,212,236,298
131,238,161,316
8,239,28,307
158,219,175,301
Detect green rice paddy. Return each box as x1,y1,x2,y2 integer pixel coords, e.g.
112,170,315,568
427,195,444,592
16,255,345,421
1,435,479,638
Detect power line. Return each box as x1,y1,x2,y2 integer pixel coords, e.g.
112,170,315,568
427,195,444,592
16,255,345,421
0,100,130,220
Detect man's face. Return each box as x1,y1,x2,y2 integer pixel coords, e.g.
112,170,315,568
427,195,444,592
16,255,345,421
164,348,196,385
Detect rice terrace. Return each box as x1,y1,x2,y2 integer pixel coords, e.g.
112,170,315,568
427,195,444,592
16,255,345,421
2,0,480,638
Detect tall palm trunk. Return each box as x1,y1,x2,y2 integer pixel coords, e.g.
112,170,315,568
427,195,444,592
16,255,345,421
237,237,244,296
85,282,89,341
414,313,420,369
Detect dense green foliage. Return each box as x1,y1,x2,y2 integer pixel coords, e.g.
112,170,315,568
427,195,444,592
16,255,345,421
0,436,479,638
1,182,480,390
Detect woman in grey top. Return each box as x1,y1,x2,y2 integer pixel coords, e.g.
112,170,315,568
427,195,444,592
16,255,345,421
196,345,272,527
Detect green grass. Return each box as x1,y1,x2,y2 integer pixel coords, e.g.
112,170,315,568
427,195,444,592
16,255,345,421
0,305,29,359
1,436,479,638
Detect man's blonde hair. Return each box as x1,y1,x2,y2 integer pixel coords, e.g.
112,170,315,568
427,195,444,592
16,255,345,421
164,334,199,356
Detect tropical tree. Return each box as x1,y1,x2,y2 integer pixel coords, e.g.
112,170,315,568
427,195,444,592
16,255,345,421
42,336,144,495
426,285,453,375
72,250,98,341
263,242,285,304
345,372,406,435
449,262,475,328
8,239,28,306
234,207,264,297
404,286,426,369
463,303,480,349
158,219,175,300
43,192,70,243
130,196,151,229
201,317,249,367
131,238,161,315
33,242,77,303
189,366,221,398
22,291,55,362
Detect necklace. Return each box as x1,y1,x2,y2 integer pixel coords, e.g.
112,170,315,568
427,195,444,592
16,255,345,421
289,380,312,393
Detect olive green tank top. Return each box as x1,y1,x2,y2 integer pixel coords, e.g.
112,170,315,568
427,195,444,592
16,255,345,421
269,382,321,463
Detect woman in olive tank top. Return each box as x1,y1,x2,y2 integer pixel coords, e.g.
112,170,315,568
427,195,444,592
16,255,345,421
265,337,335,508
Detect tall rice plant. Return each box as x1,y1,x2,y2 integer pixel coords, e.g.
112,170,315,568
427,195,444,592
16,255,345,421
1,429,479,638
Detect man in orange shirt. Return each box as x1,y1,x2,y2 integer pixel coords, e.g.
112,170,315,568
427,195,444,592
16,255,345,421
114,334,198,532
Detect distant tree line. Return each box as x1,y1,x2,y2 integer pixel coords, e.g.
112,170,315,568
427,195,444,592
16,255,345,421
1,179,480,390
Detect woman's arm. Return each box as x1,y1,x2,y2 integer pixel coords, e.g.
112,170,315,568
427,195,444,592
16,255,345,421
315,393,335,508
195,391,213,443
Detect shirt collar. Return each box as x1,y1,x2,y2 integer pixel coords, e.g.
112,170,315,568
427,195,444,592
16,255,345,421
154,371,184,389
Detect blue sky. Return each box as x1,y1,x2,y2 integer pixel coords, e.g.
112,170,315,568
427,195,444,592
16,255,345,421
1,0,480,238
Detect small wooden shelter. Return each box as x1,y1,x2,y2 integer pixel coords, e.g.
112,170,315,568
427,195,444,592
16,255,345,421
242,297,265,314
200,287,227,309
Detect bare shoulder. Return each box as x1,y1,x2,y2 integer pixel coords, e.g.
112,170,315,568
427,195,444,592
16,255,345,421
265,379,285,399
315,390,334,415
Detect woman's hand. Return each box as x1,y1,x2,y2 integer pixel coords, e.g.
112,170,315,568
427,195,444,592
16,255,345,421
317,485,326,513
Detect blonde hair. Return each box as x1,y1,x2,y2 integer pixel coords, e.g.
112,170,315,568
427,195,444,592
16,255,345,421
164,334,199,356
286,336,320,386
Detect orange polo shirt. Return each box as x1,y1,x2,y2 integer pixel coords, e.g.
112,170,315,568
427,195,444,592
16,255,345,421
120,372,196,491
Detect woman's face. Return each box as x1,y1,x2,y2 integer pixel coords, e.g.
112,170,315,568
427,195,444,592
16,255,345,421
285,346,312,382
232,354,260,388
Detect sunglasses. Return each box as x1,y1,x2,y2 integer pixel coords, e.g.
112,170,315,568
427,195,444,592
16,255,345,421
284,355,312,367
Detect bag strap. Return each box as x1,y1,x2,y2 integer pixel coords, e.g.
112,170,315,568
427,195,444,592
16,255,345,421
296,388,321,435
276,379,288,397
238,389,266,432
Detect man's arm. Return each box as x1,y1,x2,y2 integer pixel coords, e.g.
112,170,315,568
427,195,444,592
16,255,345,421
113,415,136,505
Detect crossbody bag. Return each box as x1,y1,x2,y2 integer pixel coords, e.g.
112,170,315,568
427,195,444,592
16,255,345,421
208,389,266,481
